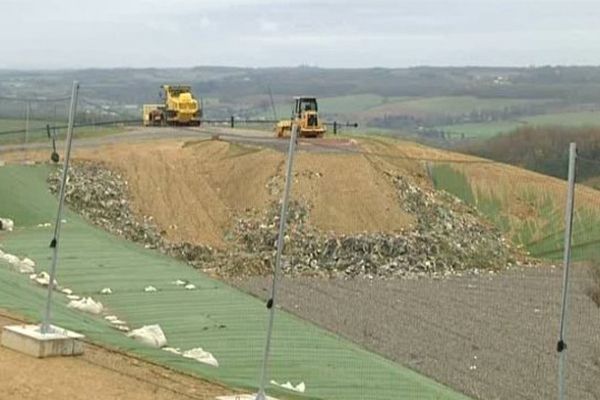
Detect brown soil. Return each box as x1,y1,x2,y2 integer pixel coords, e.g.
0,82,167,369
0,312,231,400
71,138,413,247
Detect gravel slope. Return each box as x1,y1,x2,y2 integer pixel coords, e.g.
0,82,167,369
235,265,600,400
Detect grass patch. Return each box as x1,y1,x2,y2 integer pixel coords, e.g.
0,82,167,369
438,110,600,139
430,164,600,261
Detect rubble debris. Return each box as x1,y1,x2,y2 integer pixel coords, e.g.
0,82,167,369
49,162,522,281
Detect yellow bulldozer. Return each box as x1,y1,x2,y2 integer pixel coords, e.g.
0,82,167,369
143,85,202,127
275,97,326,138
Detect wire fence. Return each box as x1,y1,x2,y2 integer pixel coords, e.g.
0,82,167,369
0,97,599,400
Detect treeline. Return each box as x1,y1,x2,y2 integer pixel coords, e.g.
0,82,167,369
7,66,600,106
369,102,557,130
461,126,600,182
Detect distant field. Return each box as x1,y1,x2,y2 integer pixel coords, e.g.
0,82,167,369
0,118,55,133
253,95,549,125
0,118,124,145
439,110,600,138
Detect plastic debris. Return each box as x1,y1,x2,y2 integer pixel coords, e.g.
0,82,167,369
36,222,52,228
270,380,306,393
184,283,196,290
144,286,157,292
182,347,219,367
172,279,186,286
100,287,113,294
127,324,167,348
67,297,104,315
67,294,80,300
0,218,14,232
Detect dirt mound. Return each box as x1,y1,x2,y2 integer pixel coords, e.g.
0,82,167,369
50,158,515,280
75,139,413,247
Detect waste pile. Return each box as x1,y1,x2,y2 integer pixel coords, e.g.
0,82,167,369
49,162,518,280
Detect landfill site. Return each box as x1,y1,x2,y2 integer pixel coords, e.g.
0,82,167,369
0,86,599,400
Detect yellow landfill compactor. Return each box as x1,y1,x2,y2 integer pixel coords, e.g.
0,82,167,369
275,96,326,138
143,85,202,126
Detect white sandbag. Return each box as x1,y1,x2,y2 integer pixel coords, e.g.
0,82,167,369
67,297,103,315
144,286,157,292
270,380,306,393
114,325,130,332
36,222,52,228
61,288,73,295
67,294,80,300
15,257,35,274
100,288,113,294
105,315,118,322
20,257,35,268
163,347,182,355
171,279,186,286
184,283,196,290
182,347,219,367
15,261,35,274
1,253,20,265
127,324,167,348
0,218,14,232
30,272,58,287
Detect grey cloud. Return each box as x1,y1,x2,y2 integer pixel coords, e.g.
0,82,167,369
1,0,599,68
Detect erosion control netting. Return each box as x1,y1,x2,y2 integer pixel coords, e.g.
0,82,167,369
0,164,468,400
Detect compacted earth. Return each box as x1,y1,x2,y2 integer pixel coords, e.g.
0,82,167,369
0,313,231,400
235,265,600,400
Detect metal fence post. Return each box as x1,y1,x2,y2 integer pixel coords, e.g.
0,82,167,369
40,81,79,334
231,115,235,128
557,142,577,400
255,123,299,400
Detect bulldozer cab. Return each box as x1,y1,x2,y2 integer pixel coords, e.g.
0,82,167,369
294,97,318,116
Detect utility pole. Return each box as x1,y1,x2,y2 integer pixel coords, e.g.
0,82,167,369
557,142,577,400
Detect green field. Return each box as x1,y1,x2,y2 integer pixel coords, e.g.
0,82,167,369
0,165,469,400
365,96,546,117
0,118,123,145
439,110,600,138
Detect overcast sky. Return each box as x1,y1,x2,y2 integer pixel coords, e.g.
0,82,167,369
1,0,600,69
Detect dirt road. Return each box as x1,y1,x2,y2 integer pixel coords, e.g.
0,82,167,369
235,265,600,400
0,313,231,400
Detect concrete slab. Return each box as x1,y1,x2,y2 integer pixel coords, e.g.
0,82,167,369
1,324,85,358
